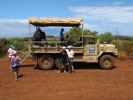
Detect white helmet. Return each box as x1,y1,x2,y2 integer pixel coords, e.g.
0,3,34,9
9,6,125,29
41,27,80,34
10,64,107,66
67,45,72,49
62,46,66,49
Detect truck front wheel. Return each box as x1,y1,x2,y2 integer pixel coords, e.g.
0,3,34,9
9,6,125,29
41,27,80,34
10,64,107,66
99,55,114,69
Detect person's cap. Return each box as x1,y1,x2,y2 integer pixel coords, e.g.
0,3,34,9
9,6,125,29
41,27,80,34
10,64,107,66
62,46,66,49
67,45,72,49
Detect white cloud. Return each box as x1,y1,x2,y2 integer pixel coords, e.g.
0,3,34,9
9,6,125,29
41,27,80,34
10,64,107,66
69,6,133,24
83,23,98,30
0,19,30,38
69,6,133,35
0,19,28,24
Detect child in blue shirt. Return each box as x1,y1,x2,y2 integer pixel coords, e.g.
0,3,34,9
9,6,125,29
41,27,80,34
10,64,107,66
11,53,21,80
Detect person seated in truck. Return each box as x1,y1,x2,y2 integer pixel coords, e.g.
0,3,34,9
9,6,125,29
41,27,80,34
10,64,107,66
60,28,65,46
32,27,47,45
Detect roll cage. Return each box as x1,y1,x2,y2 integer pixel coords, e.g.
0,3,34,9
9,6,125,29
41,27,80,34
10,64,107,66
29,17,84,47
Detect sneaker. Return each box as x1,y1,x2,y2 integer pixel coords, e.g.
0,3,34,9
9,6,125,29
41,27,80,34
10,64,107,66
15,78,18,81
15,76,19,80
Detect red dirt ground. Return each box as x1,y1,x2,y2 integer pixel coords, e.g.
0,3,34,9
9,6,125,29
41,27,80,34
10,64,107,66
0,57,133,100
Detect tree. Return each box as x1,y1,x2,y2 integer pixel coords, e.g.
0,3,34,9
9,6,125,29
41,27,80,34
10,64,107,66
64,27,82,45
0,38,8,57
98,32,113,43
83,29,97,37
64,28,97,45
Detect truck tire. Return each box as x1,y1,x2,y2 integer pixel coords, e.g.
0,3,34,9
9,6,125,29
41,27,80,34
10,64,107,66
39,55,54,70
99,55,114,69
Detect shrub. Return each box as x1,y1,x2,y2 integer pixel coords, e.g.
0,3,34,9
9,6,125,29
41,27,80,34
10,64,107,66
114,39,133,59
0,39,8,57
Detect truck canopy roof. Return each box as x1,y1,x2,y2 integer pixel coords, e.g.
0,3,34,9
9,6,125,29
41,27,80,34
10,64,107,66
29,17,83,27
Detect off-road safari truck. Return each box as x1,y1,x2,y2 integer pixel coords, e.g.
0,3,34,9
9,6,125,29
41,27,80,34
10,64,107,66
28,17,118,70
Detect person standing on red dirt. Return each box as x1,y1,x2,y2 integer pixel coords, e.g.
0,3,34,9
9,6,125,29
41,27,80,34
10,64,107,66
58,46,72,73
10,52,21,80
66,46,75,72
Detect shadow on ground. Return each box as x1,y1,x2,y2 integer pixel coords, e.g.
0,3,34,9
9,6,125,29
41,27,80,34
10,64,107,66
20,63,116,70
73,62,101,70
20,63,101,70
20,64,34,68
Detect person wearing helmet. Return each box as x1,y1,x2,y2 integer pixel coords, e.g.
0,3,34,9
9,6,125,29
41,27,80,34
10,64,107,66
57,46,67,73
10,52,21,80
66,46,75,72
7,45,17,71
8,45,17,60
58,46,72,73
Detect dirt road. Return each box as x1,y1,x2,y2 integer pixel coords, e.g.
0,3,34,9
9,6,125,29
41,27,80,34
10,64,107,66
0,57,133,100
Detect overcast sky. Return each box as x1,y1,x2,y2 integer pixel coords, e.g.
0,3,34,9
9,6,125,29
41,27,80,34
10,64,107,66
0,0,133,37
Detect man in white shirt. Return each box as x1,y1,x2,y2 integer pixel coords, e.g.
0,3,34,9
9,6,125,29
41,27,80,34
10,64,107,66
66,46,75,71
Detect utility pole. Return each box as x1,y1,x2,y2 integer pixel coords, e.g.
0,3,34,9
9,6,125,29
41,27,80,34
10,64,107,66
115,27,119,49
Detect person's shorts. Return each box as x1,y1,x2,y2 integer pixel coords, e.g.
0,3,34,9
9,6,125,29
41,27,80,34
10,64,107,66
12,66,19,72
